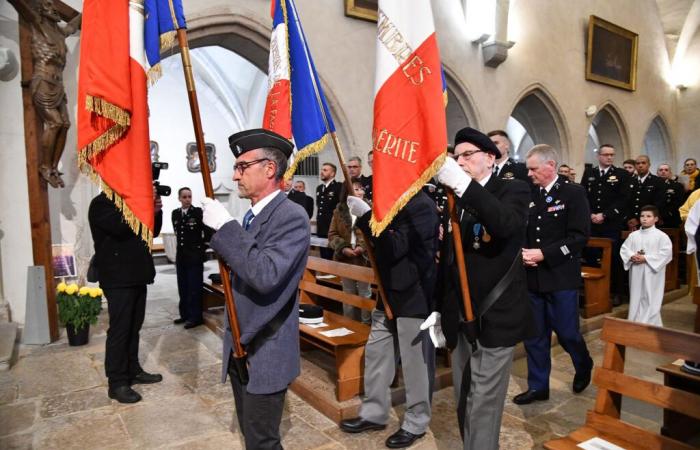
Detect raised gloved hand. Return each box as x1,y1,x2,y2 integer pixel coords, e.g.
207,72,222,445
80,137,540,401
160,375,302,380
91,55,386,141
419,311,446,348
436,157,471,197
201,197,234,230
347,196,371,217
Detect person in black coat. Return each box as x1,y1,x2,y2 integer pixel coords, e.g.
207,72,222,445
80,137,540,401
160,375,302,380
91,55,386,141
513,144,593,406
626,155,666,230
432,127,535,450
172,187,212,328
656,163,685,228
580,144,630,303
339,191,439,449
316,162,341,259
487,130,529,182
287,180,314,218
88,191,163,404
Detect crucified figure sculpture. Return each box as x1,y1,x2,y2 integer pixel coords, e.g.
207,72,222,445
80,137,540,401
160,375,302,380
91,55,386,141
9,0,81,188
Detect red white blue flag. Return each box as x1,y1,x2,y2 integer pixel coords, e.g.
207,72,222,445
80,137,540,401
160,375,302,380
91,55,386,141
263,0,336,179
370,0,447,235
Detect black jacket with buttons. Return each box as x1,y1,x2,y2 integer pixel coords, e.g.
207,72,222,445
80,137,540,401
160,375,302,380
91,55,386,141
660,178,685,228
89,193,162,288
495,157,529,182
526,181,590,292
172,206,212,265
315,180,341,236
580,165,630,232
626,173,666,221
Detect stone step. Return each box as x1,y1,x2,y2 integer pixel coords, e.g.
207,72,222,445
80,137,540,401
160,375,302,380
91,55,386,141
0,322,18,371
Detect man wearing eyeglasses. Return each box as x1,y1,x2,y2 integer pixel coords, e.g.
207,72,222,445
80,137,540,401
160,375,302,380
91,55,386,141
200,129,310,450
579,144,630,305
427,127,535,449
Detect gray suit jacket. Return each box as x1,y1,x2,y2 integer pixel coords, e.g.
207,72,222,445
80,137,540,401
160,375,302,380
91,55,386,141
210,192,310,394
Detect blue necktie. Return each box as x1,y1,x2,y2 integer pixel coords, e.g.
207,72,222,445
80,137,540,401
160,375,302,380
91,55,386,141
242,209,255,230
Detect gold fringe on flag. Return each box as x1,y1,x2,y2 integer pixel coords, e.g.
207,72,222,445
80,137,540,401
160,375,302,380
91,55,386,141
369,152,447,237
78,95,154,249
147,63,163,86
159,30,176,52
283,133,329,181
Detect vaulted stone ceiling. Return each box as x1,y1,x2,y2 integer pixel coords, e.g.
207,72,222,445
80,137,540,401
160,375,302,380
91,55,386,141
656,0,698,59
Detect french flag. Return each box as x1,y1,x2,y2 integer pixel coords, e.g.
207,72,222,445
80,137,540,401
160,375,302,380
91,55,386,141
263,0,335,179
370,0,447,236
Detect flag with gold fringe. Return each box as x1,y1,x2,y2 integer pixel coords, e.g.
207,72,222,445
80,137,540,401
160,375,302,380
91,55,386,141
369,0,448,236
77,0,160,246
144,0,186,84
263,0,335,180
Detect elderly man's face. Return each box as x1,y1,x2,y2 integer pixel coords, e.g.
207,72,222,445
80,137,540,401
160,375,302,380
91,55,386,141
454,142,494,181
526,156,557,187
656,165,671,179
233,149,275,200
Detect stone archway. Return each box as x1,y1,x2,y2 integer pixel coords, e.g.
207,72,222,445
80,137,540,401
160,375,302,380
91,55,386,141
585,103,629,166
642,115,673,168
508,86,568,162
443,67,480,143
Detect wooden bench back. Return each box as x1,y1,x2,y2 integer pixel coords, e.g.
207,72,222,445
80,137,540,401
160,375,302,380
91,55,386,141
591,317,700,450
299,256,378,311
581,237,612,274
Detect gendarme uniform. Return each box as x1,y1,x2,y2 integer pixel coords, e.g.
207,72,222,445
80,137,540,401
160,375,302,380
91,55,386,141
316,180,341,238
172,205,210,324
494,157,528,182
661,178,685,228
579,165,630,234
627,173,666,222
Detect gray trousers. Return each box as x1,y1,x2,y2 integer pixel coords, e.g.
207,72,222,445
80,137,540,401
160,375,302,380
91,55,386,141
451,332,514,450
359,309,435,434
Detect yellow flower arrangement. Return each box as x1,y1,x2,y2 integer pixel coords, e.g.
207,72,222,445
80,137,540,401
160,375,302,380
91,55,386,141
88,287,103,298
56,282,103,331
65,283,79,295
79,286,91,296
56,282,67,293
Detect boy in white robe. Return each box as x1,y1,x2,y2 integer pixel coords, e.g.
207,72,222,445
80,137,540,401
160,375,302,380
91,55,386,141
620,205,672,326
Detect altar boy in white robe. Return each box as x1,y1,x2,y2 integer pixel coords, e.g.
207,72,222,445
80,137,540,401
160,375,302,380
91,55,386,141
620,205,672,326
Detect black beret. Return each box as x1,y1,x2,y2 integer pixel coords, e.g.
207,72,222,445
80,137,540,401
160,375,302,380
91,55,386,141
454,127,502,159
228,128,294,158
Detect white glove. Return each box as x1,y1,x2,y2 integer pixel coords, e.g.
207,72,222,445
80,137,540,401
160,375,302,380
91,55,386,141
201,197,234,231
436,157,471,197
419,311,446,348
347,196,371,217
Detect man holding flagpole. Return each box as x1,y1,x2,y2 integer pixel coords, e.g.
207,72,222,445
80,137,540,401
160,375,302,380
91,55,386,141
337,1,446,448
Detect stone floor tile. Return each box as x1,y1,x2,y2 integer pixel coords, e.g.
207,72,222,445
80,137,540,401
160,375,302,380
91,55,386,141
280,414,336,450
0,401,36,436
158,348,220,375
0,432,33,450
161,432,244,450
0,372,18,405
13,352,102,399
40,386,112,418
119,395,225,448
33,408,130,449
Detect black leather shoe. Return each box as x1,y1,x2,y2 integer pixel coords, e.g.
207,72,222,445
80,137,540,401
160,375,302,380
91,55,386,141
573,364,593,393
385,429,425,448
173,318,186,325
339,417,386,433
130,371,163,385
108,385,142,403
184,321,203,329
513,389,549,405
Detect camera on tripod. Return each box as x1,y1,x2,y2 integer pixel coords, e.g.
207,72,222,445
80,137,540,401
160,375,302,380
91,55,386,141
152,162,171,197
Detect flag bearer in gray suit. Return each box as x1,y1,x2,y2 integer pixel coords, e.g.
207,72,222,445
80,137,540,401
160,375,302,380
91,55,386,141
339,190,439,449
201,129,310,450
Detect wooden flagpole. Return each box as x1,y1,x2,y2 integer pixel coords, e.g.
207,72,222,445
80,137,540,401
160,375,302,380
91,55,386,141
446,190,475,322
175,29,247,362
286,0,393,319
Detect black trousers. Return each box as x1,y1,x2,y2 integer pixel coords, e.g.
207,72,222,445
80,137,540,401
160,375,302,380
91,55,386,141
104,286,147,388
228,357,286,450
176,260,204,322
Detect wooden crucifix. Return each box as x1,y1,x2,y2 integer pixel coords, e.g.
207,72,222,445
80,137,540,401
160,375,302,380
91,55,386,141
9,0,80,341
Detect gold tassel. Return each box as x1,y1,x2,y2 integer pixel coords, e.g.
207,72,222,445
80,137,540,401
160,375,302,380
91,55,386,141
85,95,130,127
159,31,176,52
283,134,329,181
369,152,447,236
147,64,163,86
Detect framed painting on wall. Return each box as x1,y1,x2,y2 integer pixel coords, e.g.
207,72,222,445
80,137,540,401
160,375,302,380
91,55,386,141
186,142,216,173
344,0,378,22
585,15,638,91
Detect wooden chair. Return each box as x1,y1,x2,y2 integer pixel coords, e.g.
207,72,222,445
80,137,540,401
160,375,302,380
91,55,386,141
544,317,700,450
581,237,613,318
298,256,378,401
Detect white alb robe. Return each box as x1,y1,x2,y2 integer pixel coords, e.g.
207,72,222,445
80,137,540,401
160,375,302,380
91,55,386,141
620,226,672,326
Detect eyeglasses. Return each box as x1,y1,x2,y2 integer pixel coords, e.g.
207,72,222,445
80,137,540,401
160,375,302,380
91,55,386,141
452,150,483,160
234,158,270,174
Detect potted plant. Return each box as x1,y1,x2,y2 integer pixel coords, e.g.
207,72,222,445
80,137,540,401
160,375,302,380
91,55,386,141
56,282,103,346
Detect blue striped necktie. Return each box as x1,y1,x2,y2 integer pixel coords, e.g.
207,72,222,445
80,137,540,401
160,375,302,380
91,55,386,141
242,209,255,230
